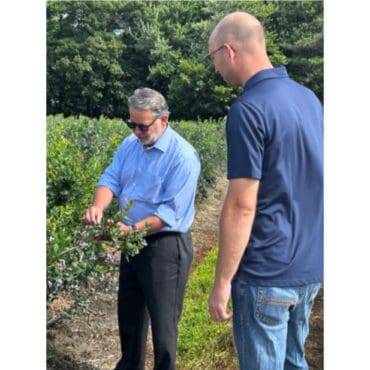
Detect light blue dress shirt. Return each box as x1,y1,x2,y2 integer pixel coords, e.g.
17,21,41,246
97,126,201,233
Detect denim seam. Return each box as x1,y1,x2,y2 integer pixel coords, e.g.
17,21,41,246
309,291,318,302
257,295,297,306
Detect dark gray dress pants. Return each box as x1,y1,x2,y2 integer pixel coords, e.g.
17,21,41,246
114,231,193,370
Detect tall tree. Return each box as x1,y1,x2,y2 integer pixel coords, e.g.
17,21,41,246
47,0,323,119
265,1,324,102
47,1,128,117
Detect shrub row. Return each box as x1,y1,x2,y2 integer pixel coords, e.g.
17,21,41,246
47,115,226,300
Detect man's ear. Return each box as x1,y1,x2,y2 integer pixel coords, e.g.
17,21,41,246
160,115,169,126
224,43,236,61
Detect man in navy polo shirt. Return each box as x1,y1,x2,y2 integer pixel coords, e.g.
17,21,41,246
207,12,323,370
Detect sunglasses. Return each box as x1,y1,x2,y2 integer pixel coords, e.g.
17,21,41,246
126,116,159,132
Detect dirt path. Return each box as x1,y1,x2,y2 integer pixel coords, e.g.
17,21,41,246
47,175,323,369
47,176,227,370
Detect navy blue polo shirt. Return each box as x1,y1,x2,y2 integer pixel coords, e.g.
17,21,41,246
227,67,323,286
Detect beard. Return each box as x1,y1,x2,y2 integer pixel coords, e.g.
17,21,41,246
137,125,164,146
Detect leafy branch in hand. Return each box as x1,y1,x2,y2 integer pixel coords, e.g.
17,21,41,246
83,200,151,261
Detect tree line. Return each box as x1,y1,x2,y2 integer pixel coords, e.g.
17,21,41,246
47,0,323,121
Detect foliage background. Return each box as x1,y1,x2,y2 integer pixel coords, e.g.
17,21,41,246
47,0,323,120
47,115,226,298
46,0,323,304
45,2,323,367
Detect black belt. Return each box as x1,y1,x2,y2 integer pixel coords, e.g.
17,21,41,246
145,230,187,241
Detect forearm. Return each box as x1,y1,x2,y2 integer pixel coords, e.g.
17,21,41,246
117,214,167,234
214,178,259,285
92,185,114,210
134,215,167,234
208,178,258,322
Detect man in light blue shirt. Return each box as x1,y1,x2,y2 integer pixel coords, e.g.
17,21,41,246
83,87,200,370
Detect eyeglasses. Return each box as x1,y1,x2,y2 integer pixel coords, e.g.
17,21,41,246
126,116,159,132
206,45,224,62
206,44,237,63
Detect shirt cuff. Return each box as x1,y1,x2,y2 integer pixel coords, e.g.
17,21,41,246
154,203,177,228
97,178,121,197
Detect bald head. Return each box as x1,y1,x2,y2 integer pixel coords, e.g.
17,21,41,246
210,12,266,51
208,12,272,87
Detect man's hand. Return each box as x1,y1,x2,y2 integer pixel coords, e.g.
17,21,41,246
83,206,104,225
116,221,132,234
208,281,233,322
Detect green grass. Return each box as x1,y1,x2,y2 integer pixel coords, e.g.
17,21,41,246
177,247,238,370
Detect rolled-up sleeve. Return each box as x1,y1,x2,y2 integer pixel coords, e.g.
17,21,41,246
97,143,125,197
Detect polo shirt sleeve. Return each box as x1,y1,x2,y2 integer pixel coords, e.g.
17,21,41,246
154,155,200,228
226,101,265,180
97,142,125,197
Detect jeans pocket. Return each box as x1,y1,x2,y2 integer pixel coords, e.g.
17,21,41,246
255,287,298,326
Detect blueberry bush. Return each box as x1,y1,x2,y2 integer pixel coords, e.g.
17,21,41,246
47,115,226,301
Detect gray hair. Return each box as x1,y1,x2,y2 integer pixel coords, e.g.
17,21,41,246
128,87,170,117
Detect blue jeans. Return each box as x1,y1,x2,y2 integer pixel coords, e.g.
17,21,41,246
231,280,321,370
